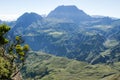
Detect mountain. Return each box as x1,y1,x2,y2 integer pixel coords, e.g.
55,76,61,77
16,12,42,27
0,20,2,24
47,5,92,23
21,51,120,80
7,5,120,64
90,19,120,64
2,5,120,80
10,12,43,35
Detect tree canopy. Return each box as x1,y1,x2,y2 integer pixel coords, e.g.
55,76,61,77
0,24,29,79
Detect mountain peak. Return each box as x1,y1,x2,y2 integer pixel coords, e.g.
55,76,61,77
47,5,91,22
17,12,42,23
53,5,80,12
15,12,42,28
10,12,43,35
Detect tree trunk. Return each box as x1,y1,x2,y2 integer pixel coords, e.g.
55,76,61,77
12,68,23,80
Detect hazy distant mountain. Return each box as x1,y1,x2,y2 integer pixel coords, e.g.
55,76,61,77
0,20,2,23
7,5,120,64
10,12,42,35
16,12,42,27
47,5,92,23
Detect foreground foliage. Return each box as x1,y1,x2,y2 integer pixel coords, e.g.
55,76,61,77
0,24,29,79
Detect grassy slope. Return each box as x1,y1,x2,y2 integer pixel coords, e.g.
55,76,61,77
22,51,120,80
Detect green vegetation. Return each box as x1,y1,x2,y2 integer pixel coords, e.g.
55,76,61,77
22,51,120,80
10,11,120,64
0,24,29,79
2,6,120,80
0,56,12,79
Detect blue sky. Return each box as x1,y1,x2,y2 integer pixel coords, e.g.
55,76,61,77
0,0,120,21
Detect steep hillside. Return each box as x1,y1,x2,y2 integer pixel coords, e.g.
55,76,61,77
8,5,120,64
22,51,120,80
10,12,43,35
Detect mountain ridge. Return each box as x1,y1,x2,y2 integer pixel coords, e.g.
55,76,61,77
47,5,92,23
6,5,120,64
1,5,120,80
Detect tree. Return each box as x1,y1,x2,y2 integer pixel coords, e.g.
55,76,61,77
0,24,29,79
